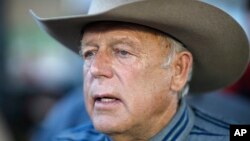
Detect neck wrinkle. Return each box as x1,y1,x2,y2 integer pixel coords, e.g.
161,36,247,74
110,96,179,141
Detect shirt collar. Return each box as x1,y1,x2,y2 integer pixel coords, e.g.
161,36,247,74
150,100,195,141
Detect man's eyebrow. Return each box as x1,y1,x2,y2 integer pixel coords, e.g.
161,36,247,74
82,36,139,47
109,37,139,47
80,39,99,49
79,40,98,56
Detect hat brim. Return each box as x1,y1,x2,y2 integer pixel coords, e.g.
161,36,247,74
31,0,249,93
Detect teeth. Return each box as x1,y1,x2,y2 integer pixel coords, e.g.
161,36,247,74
100,98,116,102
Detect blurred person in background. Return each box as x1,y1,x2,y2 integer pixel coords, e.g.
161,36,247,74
31,0,249,140
2,0,90,141
30,86,91,141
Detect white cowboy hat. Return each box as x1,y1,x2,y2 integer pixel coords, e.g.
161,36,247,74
30,0,249,93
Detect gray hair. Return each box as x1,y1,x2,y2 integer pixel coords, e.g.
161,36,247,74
161,35,193,98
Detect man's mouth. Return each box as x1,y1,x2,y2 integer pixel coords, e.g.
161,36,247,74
96,97,118,102
93,94,122,110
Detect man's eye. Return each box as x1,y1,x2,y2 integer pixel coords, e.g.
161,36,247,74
115,49,130,58
120,50,129,55
83,51,96,59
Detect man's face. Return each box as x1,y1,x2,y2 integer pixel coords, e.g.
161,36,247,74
81,22,178,138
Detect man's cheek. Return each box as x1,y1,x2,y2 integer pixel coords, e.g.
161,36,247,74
84,93,93,117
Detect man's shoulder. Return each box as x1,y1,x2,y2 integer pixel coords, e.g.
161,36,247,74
185,92,243,141
187,107,230,141
187,133,229,141
54,124,110,141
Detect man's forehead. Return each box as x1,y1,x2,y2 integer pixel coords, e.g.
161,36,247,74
81,21,171,54
81,21,172,49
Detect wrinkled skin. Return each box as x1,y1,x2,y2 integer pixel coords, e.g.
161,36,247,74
81,22,192,141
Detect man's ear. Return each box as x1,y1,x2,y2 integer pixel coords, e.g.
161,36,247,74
170,51,193,92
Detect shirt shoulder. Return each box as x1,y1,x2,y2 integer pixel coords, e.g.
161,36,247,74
186,108,230,141
185,93,234,141
53,124,110,141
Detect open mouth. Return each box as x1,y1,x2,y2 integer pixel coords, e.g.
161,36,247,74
95,97,120,103
93,94,122,109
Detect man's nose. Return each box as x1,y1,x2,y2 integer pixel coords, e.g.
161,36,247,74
90,51,113,78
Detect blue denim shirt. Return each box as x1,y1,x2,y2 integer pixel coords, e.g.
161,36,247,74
186,91,250,141
54,97,231,141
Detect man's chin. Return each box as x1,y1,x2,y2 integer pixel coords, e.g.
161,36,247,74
92,117,126,134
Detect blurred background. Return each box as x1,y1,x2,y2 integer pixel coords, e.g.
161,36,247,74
0,0,249,141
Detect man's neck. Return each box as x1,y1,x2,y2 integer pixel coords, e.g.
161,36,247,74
110,98,179,141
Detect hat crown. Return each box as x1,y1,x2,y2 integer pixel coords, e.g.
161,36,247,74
88,0,143,14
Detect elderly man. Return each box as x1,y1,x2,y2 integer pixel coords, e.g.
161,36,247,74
31,0,249,141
